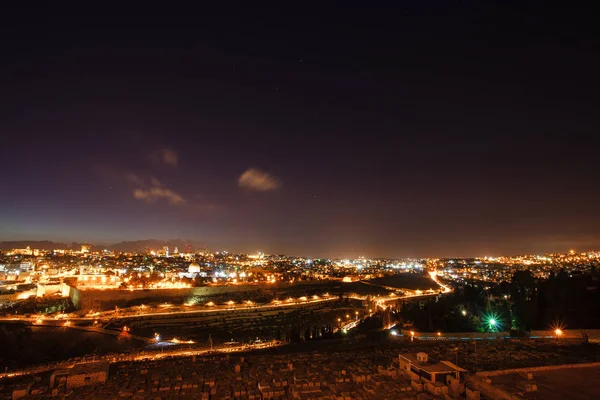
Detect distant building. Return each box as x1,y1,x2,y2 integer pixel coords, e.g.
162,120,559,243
11,246,33,256
188,262,201,274
50,361,109,391
81,244,91,254
19,262,32,271
399,352,465,384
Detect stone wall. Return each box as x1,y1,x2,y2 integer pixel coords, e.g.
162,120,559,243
67,370,107,390
70,285,264,310
531,329,600,343
476,361,600,377
465,374,521,400
68,281,335,310
401,330,509,339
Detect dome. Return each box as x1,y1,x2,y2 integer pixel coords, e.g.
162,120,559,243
188,263,201,273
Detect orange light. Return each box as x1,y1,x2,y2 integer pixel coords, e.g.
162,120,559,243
410,331,415,336
555,329,563,336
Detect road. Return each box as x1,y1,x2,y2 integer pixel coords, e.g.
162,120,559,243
0,272,452,331
0,272,453,379
0,340,283,381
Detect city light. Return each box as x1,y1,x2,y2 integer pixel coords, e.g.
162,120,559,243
555,328,563,337
484,313,501,331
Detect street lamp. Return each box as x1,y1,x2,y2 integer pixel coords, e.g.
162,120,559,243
484,313,500,333
554,328,563,337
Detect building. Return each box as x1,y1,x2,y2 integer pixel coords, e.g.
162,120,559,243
399,352,465,396
50,361,109,391
188,262,201,274
81,244,91,254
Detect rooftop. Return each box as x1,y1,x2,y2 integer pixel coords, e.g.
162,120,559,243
400,353,466,373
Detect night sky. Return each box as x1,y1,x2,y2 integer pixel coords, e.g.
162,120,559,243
1,3,599,258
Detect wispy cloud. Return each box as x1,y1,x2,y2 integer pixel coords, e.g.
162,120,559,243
238,168,281,191
128,174,186,205
133,186,185,205
125,172,145,186
150,147,178,167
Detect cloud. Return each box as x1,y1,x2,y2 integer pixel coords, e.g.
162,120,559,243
130,175,186,205
238,168,281,191
161,148,178,166
133,186,186,205
150,147,178,166
125,172,145,186
94,166,188,206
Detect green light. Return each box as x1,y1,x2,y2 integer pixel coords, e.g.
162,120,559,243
484,312,501,331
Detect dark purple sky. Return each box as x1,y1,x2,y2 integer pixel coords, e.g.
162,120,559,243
1,3,599,258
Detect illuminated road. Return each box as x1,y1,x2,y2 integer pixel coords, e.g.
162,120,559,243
428,269,452,293
0,273,452,327
0,296,340,326
0,340,283,381
374,270,452,310
0,274,455,380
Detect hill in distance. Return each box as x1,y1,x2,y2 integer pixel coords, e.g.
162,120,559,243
0,239,207,253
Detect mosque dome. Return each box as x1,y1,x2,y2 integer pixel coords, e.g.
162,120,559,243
188,262,201,273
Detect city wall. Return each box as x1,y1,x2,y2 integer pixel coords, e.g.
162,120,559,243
400,329,600,342
401,329,509,340
476,361,600,377
465,374,521,400
68,281,337,311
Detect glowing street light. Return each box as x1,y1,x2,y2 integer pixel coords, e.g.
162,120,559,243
461,310,467,316
555,328,563,337
484,313,500,331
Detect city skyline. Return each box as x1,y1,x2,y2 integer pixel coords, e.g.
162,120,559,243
0,238,596,260
2,4,600,257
